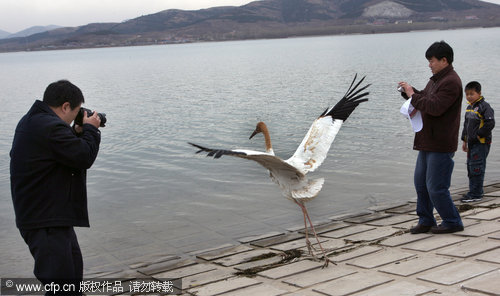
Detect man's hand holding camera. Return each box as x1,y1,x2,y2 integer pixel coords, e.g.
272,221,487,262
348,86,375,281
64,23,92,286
83,110,101,129
398,82,414,99
73,107,107,133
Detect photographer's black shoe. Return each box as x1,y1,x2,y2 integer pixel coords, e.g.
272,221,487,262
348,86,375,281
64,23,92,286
431,224,464,234
410,224,432,234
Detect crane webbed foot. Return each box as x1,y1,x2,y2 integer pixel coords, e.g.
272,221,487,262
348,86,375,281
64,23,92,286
321,257,336,268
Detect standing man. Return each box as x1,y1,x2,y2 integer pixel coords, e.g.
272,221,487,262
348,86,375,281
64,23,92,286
10,80,101,294
399,41,464,234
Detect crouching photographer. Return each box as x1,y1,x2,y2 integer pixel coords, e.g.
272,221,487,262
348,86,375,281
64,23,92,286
10,80,103,295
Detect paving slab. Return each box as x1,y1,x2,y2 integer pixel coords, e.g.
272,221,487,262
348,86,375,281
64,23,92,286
329,210,372,221
127,254,179,269
342,226,402,243
354,280,436,296
282,266,357,288
151,263,217,279
312,272,394,296
343,212,392,224
366,214,416,226
94,268,142,280
84,268,126,278
476,198,500,207
392,220,419,230
233,254,283,271
250,232,304,247
329,245,382,263
298,221,350,234
270,237,327,252
304,239,352,253
380,233,432,247
137,259,196,276
429,288,487,296
223,284,290,296
485,190,500,197
238,231,284,244
190,243,236,257
403,235,469,252
436,238,499,258
284,289,325,296
187,276,261,296
196,244,253,261
475,247,500,264
461,270,500,295
385,204,416,214
258,259,322,279
459,207,489,218
214,249,279,267
490,231,500,240
320,225,376,239
367,202,409,212
465,207,500,221
378,256,455,277
181,268,235,289
463,219,482,228
346,249,416,269
417,261,498,286
455,221,500,237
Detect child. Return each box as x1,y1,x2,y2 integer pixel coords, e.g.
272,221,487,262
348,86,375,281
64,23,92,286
461,81,495,202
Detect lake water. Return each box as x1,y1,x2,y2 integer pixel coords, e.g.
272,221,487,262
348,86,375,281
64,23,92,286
1,27,499,277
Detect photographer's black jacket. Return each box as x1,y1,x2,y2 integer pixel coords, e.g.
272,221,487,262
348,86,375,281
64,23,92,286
461,97,495,145
10,100,101,229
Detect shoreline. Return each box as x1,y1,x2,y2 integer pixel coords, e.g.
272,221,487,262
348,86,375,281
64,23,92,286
0,24,499,54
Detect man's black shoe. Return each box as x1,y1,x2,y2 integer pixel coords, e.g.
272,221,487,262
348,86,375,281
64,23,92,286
410,224,432,234
431,224,464,234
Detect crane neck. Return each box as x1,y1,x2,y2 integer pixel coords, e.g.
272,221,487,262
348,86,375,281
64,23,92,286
260,123,273,154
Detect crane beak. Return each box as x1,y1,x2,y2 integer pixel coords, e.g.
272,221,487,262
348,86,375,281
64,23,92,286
249,129,258,139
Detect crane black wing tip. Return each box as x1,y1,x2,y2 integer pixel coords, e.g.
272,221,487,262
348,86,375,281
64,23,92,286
323,74,370,121
188,142,210,154
188,142,247,159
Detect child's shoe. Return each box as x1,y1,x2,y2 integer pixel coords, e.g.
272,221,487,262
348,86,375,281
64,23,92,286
460,194,482,203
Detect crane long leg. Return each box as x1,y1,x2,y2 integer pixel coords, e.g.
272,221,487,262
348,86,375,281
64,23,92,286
295,200,316,257
295,200,333,268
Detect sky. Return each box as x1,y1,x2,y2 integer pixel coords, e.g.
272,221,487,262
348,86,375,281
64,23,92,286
1,0,500,33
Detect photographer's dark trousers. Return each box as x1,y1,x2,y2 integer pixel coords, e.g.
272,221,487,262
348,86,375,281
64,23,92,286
20,227,83,295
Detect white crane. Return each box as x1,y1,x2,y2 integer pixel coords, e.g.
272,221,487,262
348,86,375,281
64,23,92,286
189,75,370,267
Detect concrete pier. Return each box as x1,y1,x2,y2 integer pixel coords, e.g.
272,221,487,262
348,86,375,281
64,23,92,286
79,182,500,295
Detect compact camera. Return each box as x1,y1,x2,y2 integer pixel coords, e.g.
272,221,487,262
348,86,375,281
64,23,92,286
74,107,107,127
397,85,404,92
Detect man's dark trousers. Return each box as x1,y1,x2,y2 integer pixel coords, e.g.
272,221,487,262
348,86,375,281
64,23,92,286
20,227,83,295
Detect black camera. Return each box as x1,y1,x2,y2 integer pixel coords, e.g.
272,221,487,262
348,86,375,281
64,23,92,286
74,107,107,127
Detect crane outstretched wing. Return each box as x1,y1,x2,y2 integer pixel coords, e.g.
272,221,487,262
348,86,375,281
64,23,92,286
286,74,370,174
188,142,305,181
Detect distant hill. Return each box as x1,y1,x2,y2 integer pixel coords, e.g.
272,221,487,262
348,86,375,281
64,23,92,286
4,25,62,39
1,0,499,52
0,29,11,39
0,25,61,40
